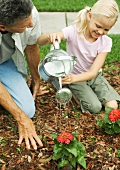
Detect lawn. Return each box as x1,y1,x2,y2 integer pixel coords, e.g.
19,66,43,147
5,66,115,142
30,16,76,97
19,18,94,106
32,0,120,12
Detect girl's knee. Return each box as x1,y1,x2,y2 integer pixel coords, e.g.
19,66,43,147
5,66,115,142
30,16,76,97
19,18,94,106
104,100,118,109
81,101,102,114
89,104,102,114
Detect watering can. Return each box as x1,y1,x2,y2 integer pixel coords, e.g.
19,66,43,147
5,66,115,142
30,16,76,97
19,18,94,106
38,41,76,104
38,41,76,90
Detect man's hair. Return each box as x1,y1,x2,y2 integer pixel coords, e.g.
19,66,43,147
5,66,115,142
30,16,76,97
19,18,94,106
0,0,33,26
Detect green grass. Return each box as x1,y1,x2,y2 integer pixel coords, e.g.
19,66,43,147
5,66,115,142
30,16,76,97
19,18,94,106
107,34,120,63
32,0,120,12
39,35,120,64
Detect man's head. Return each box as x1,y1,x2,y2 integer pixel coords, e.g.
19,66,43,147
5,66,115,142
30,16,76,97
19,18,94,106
0,0,34,33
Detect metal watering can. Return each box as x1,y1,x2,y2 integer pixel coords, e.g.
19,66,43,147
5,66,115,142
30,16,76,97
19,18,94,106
38,41,76,104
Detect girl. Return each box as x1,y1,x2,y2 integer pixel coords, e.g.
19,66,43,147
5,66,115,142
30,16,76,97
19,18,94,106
37,0,120,113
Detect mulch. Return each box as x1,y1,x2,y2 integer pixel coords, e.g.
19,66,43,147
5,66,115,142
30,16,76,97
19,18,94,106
0,62,120,170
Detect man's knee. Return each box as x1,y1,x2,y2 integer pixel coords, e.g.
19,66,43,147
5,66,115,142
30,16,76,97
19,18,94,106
23,103,35,118
17,99,35,118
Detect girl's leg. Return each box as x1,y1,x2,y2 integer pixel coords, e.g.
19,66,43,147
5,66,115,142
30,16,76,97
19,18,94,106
91,72,120,109
69,81,102,113
0,59,35,118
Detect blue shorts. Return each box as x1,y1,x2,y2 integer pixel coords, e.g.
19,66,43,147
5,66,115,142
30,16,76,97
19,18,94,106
0,59,35,118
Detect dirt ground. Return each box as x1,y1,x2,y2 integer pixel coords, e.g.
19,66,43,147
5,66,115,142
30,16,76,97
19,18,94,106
0,62,120,170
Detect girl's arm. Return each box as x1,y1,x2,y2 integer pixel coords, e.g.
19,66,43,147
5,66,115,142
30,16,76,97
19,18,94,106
37,31,65,46
62,52,108,84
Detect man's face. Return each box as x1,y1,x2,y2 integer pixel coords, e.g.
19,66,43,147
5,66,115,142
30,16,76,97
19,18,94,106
3,14,34,33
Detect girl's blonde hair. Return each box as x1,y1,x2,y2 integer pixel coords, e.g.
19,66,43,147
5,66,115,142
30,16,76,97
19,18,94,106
74,0,119,37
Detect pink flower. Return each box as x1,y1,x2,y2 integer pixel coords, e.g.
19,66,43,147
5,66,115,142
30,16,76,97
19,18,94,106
108,109,120,122
57,132,74,144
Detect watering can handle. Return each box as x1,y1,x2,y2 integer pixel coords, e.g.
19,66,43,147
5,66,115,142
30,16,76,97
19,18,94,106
50,40,60,51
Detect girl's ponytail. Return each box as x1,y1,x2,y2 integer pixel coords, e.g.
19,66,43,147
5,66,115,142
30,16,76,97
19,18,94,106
74,6,91,38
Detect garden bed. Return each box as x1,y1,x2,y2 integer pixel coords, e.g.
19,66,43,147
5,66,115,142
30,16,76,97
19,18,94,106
0,62,120,170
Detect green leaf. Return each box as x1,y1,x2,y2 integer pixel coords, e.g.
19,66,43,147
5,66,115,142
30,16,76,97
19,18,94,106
72,132,80,137
70,157,77,167
77,155,86,169
53,144,63,154
51,133,58,139
77,142,86,156
52,152,63,160
38,135,43,140
105,126,114,134
116,120,120,126
105,106,114,114
58,159,69,169
63,149,70,156
114,124,120,133
66,143,78,157
97,120,103,127
117,150,120,158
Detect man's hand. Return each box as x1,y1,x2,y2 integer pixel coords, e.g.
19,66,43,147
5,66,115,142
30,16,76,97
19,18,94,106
37,86,49,96
0,82,43,150
18,116,43,150
30,79,49,100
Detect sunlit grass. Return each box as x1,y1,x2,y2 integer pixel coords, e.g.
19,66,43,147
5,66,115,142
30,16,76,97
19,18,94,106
33,0,120,12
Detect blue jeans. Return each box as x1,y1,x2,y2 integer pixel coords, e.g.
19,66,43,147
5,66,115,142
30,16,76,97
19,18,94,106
0,59,35,118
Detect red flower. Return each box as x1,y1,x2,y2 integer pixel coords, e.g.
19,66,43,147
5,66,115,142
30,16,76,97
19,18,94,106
118,110,120,120
57,132,74,144
64,139,71,144
108,109,120,122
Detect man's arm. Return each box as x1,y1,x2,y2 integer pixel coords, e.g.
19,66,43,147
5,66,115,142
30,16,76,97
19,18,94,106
25,44,49,99
25,44,40,99
0,82,43,150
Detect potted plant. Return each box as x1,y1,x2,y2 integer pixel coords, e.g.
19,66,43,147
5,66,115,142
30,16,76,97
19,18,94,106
97,106,120,134
51,132,86,169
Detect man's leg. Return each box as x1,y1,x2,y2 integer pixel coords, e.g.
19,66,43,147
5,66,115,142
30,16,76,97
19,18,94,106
0,59,35,118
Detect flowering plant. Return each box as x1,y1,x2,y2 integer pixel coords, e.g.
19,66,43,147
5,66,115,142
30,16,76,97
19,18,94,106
97,106,120,134
51,132,86,169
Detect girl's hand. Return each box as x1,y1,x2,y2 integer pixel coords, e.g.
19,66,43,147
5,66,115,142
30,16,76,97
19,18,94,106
62,74,74,84
37,31,64,46
48,33,61,45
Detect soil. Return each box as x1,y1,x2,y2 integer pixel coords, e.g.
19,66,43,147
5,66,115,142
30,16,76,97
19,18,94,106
0,62,120,170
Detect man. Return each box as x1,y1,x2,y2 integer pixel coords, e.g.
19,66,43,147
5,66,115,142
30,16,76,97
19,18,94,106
0,0,48,150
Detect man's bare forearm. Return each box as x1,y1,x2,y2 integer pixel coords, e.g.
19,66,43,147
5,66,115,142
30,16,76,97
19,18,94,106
25,44,41,99
25,44,40,80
